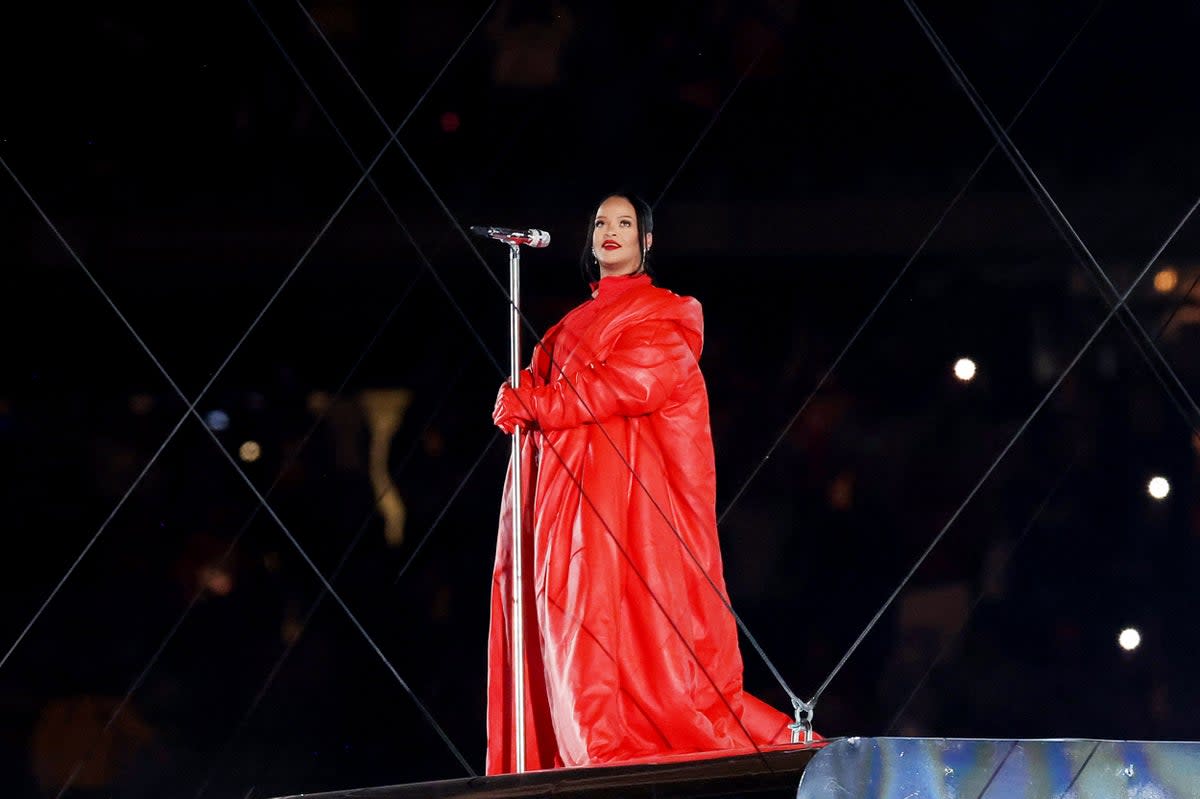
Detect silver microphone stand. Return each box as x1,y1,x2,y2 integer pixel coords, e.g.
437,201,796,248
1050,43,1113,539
473,224,550,774
506,241,527,773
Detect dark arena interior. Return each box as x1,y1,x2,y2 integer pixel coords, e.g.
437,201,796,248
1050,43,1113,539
3,1,1200,797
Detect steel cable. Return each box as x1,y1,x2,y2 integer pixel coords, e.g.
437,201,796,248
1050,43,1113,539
293,0,809,716
0,2,498,779
805,191,1200,711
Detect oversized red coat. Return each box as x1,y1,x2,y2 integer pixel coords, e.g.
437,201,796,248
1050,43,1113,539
487,274,792,774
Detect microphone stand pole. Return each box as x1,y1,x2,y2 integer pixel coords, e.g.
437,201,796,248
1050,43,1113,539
507,242,527,773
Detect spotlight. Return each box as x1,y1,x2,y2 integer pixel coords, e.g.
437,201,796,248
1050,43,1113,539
205,409,230,432
1148,476,1170,500
1118,627,1142,652
239,441,262,463
953,358,977,382
200,565,234,597
1153,268,1179,294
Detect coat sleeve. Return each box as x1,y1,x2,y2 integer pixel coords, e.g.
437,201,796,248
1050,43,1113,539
517,319,692,431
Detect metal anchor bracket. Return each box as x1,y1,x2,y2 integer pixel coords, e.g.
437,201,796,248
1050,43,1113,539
789,697,816,745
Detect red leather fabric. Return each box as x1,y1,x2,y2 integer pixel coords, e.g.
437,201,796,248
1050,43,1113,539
487,274,793,774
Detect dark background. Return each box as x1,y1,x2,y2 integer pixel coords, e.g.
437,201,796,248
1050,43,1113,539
3,0,1200,796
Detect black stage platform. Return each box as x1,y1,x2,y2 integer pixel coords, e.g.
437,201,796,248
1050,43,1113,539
273,747,818,799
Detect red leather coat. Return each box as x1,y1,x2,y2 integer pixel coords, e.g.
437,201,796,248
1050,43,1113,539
487,274,792,774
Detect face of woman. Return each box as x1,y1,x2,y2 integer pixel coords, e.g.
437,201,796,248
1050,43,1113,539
592,196,651,277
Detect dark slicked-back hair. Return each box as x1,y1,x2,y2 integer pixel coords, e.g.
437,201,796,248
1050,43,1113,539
579,193,654,283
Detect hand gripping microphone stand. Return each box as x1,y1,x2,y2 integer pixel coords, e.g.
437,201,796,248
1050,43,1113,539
471,224,550,773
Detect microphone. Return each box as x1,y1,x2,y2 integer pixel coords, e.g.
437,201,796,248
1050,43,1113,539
470,225,551,248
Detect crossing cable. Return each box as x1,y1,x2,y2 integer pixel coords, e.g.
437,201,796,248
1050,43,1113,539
956,739,1099,799
268,0,756,686
715,0,1106,528
507,409,771,759
65,347,474,797
195,399,499,799
887,255,1200,733
970,741,1020,799
48,24,532,770
1154,270,1200,340
885,454,1078,734
289,4,782,754
1,5,497,774
394,433,504,585
1051,741,1103,799
206,437,502,799
55,565,207,798
644,21,828,719
232,0,769,766
653,39,771,209
50,2,771,781
0,156,476,780
0,123,442,673
904,0,1200,433
804,0,1200,736
293,0,810,721
803,191,1200,717
245,0,503,373
155,55,562,796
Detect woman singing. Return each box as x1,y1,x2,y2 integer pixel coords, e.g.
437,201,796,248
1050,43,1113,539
488,193,793,773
